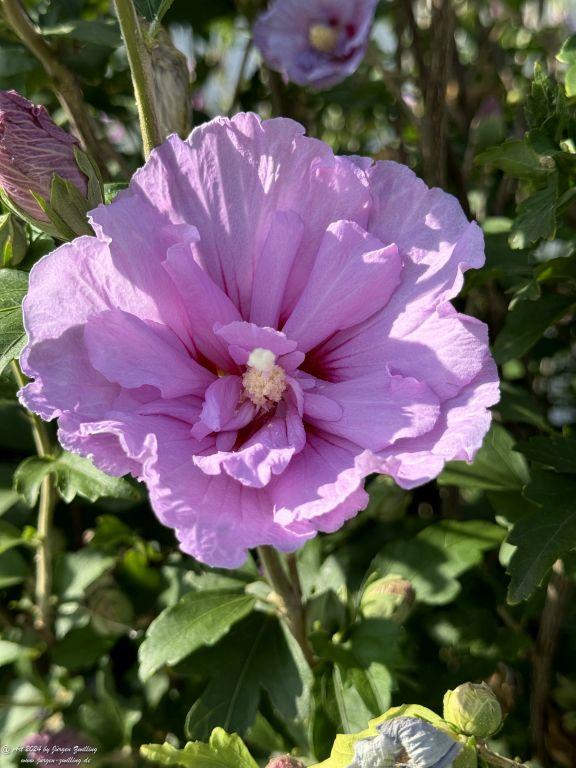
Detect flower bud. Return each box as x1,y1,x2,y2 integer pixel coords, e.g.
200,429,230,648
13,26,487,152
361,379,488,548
360,574,416,623
0,90,103,239
0,211,27,267
265,757,305,768
443,683,503,739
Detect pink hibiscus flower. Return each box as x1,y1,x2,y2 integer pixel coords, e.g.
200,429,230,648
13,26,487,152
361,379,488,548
20,113,498,567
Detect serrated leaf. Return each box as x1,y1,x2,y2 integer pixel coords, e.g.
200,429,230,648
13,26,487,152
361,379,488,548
374,520,504,605
509,174,558,249
0,269,27,374
507,471,576,603
493,293,575,364
14,451,141,507
185,613,312,741
476,139,552,179
141,728,258,768
139,590,256,681
439,425,530,491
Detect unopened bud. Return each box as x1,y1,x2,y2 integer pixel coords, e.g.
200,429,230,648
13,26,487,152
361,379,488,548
265,757,305,768
0,212,26,266
0,90,102,239
360,575,416,623
443,682,503,739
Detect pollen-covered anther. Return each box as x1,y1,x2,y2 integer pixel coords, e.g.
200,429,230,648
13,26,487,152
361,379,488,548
243,348,287,408
308,23,340,53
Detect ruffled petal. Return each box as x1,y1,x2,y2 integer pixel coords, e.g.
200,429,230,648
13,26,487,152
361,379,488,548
84,309,214,398
283,219,400,351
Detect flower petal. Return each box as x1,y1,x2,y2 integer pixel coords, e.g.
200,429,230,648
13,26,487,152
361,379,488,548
84,309,214,398
283,220,400,351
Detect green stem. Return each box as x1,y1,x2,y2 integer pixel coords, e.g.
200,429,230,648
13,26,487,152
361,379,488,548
113,0,162,159
11,361,56,639
257,545,315,667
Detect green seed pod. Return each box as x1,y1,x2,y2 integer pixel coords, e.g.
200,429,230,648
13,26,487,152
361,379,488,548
443,683,503,739
360,574,416,623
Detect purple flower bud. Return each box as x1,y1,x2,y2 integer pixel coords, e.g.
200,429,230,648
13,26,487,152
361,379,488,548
0,91,88,225
265,757,305,768
23,729,95,768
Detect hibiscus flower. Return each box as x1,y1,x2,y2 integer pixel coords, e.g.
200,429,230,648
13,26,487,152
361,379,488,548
20,113,498,567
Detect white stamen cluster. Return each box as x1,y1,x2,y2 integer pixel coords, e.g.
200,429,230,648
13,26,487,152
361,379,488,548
242,347,287,408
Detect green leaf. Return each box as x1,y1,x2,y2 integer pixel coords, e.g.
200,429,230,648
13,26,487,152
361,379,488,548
476,139,553,180
0,548,29,588
374,520,504,605
493,293,575,364
0,269,28,374
439,425,530,492
54,550,115,601
565,64,576,98
0,639,38,668
515,435,576,473
509,175,558,249
557,34,576,65
138,590,256,681
185,613,312,741
507,472,576,603
141,728,258,768
42,19,121,48
104,182,129,204
0,519,29,554
14,451,141,507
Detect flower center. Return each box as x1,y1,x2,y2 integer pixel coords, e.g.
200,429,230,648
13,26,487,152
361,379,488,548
242,348,287,408
308,23,340,53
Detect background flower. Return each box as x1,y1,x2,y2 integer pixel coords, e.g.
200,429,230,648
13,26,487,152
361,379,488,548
20,112,497,568
253,0,378,89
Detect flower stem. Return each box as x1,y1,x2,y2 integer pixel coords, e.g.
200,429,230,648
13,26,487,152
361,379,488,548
113,0,162,158
477,743,528,768
11,361,56,640
257,545,315,666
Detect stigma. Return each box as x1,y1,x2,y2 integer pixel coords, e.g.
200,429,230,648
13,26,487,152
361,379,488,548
308,24,339,53
243,348,287,408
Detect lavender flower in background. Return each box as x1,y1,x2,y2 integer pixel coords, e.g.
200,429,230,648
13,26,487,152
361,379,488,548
20,113,498,568
253,0,378,89
348,717,462,768
23,729,94,767
0,91,88,225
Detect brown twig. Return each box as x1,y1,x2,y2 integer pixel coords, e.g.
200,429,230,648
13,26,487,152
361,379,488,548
530,559,571,766
422,0,453,187
1,0,125,177
477,743,528,768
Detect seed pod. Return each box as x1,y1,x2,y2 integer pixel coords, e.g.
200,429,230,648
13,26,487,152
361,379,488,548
443,682,503,739
360,574,416,623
